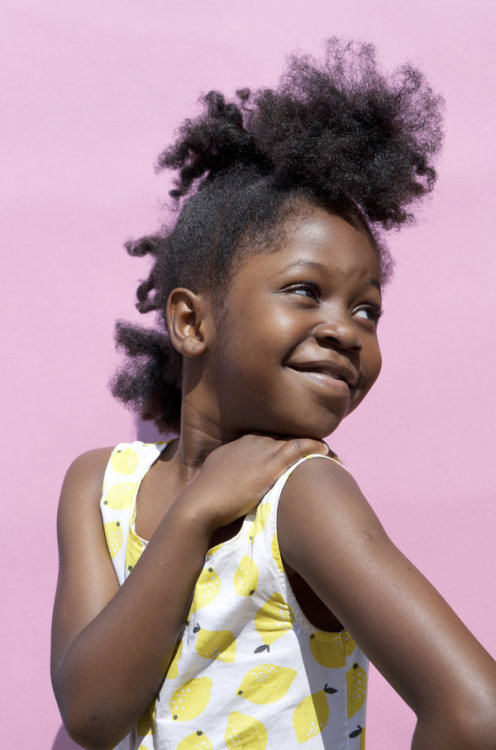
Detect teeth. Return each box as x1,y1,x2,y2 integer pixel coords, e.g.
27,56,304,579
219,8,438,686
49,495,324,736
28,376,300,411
291,366,349,385
320,370,343,381
312,370,345,382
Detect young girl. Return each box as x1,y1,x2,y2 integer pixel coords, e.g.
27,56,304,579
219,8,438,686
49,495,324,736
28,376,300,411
51,40,496,749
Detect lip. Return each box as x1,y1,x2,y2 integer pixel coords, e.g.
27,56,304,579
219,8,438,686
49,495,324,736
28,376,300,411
287,360,358,389
289,367,352,398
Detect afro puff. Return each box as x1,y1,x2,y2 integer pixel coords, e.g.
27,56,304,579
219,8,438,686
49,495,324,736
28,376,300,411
111,38,443,433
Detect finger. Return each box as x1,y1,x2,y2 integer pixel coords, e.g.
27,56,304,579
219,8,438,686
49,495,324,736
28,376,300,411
305,439,332,457
318,440,332,456
276,437,329,461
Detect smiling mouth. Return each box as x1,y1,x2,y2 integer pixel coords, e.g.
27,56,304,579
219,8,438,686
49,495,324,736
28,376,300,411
288,366,354,398
288,363,357,389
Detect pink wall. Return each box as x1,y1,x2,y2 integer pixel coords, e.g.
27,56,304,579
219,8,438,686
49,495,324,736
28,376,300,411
2,1,495,747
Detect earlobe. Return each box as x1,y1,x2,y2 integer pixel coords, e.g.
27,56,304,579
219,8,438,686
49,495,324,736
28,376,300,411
166,288,209,358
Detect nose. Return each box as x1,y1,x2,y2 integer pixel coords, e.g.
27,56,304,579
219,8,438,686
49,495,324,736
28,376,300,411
313,315,363,352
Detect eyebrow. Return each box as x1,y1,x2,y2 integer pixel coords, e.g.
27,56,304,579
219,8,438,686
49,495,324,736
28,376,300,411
366,278,382,292
279,260,329,274
277,260,382,292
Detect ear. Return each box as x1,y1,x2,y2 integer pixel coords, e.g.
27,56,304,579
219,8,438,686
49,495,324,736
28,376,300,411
166,287,212,358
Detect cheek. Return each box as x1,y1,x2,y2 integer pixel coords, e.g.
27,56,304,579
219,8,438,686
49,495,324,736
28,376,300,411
233,309,293,357
350,346,381,414
365,344,382,387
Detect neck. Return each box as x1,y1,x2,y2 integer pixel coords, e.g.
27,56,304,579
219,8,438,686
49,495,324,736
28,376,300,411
165,398,237,482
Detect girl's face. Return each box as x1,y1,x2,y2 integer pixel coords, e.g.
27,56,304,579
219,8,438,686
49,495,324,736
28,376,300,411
206,206,383,440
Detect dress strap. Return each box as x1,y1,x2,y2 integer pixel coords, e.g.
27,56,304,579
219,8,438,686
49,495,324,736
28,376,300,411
100,441,170,583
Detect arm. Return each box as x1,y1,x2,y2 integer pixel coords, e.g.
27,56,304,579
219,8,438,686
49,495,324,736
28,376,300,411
51,436,329,750
277,459,496,750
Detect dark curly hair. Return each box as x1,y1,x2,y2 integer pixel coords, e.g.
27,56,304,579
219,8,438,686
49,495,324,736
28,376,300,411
111,39,443,433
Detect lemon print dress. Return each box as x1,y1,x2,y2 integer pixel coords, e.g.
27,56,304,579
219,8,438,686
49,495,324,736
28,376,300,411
100,442,368,750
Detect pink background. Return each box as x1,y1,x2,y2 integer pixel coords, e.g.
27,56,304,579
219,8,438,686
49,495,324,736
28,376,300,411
2,1,495,748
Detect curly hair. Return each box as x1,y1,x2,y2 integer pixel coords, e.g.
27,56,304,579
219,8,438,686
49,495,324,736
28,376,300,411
111,39,443,433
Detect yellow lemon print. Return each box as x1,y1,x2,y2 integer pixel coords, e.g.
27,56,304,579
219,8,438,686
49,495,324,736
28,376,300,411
194,625,236,662
237,664,296,704
254,593,294,652
271,534,284,573
349,724,366,747
225,711,268,749
104,521,123,558
234,556,259,597
191,567,221,612
102,482,138,509
125,529,144,572
247,504,271,540
292,685,337,743
347,663,367,718
110,447,139,475
167,640,183,680
170,677,212,721
309,630,356,669
176,730,213,749
137,700,156,736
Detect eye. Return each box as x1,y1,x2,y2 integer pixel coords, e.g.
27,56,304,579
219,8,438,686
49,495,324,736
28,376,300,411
285,281,321,301
354,304,383,325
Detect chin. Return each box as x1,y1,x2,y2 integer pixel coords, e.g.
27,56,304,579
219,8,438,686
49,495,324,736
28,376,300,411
269,414,346,441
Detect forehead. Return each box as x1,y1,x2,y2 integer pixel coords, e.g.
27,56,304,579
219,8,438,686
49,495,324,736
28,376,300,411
232,207,381,291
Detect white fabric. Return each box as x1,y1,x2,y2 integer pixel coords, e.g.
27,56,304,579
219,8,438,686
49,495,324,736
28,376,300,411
100,441,368,749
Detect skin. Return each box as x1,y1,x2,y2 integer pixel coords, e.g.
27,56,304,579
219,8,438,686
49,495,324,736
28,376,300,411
202,207,383,440
51,206,496,749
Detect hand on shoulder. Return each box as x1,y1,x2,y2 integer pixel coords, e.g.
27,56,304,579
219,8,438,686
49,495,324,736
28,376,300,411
185,434,331,531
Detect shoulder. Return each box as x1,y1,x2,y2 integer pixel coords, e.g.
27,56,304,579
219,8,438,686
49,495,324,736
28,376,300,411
277,458,496,737
62,447,114,498
278,455,388,571
282,454,366,510
57,447,115,528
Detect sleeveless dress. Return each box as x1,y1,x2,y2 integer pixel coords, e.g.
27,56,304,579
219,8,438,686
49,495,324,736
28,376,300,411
100,441,368,750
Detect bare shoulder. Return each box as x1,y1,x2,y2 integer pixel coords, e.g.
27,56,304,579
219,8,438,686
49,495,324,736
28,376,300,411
278,455,391,595
52,446,122,674
278,455,496,732
278,455,387,566
56,447,116,543
283,454,369,499
63,446,114,486
59,447,114,512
